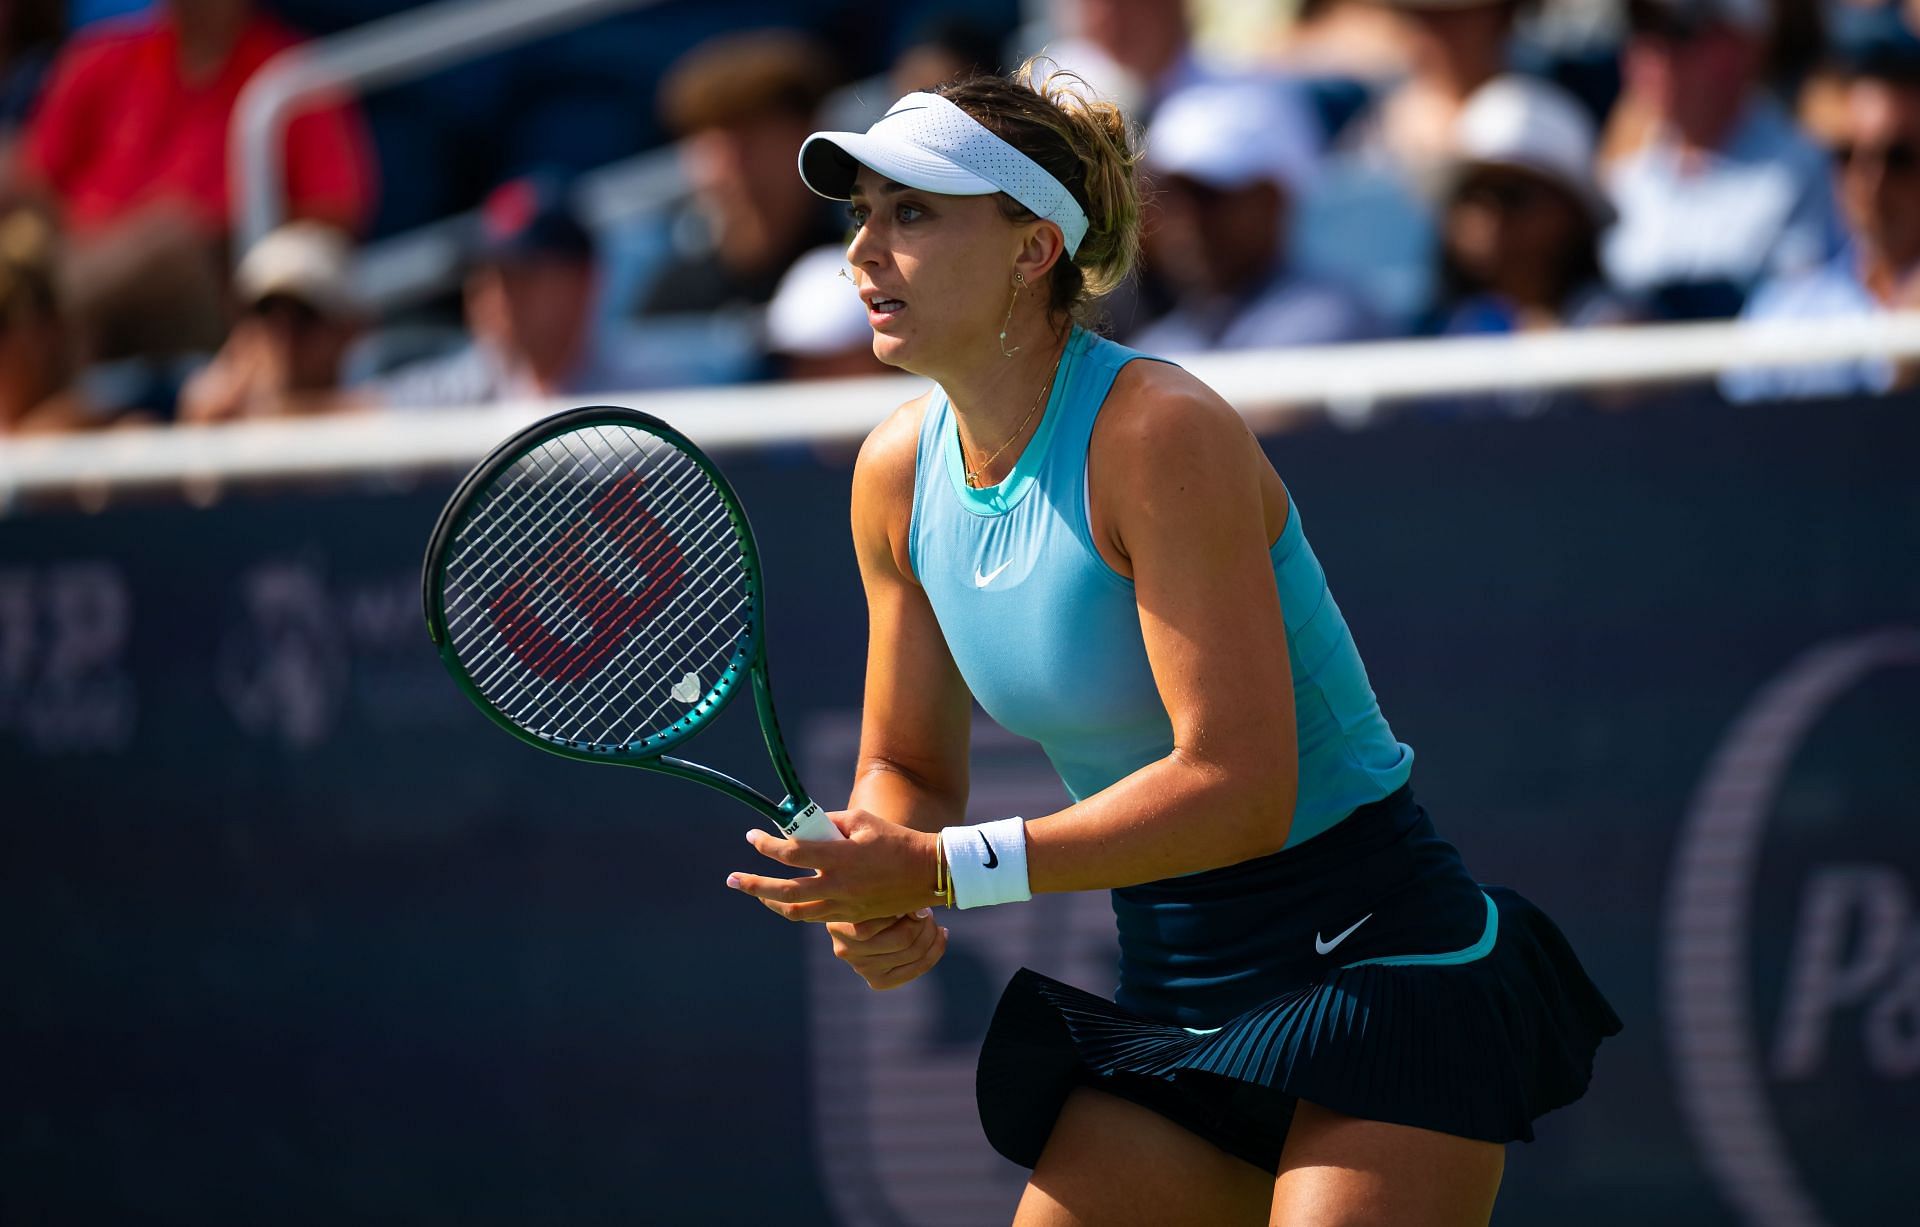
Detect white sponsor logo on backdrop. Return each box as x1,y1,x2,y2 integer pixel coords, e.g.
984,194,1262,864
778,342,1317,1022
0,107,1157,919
0,563,135,753
219,563,348,748
1664,629,1920,1227
219,560,445,748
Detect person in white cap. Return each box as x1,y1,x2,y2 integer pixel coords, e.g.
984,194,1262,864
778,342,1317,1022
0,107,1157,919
1131,78,1378,354
727,59,1617,1227
764,244,891,380
1430,75,1633,334
178,221,363,423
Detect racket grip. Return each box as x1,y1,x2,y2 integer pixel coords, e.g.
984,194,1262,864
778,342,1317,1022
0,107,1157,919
784,802,845,841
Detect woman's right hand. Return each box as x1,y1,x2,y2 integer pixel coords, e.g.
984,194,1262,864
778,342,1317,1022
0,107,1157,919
827,910,948,990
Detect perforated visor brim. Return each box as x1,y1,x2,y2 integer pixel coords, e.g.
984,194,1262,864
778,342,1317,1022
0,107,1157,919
798,132,1003,202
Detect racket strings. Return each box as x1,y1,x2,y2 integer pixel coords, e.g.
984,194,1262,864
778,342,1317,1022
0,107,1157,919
456,439,747,743
455,441,716,687
490,540,747,744
445,443,664,690
459,476,741,734
450,429,630,594
487,472,682,680
476,429,746,692
448,432,709,639
519,428,752,735
441,423,755,748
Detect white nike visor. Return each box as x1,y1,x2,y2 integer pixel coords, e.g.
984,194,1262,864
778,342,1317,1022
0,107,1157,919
798,91,1090,257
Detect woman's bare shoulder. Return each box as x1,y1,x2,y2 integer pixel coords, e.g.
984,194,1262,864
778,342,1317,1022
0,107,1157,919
854,389,934,508
1096,358,1252,466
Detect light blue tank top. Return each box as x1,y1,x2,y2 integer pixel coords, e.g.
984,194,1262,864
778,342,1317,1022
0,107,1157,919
908,326,1413,849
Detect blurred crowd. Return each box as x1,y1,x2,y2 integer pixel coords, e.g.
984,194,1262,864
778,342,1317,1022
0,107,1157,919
3,0,1920,438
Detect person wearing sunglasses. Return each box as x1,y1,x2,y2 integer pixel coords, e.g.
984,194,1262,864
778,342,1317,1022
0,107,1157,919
1723,45,1920,402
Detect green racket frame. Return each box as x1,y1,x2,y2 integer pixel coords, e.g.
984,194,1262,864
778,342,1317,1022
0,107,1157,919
421,405,834,839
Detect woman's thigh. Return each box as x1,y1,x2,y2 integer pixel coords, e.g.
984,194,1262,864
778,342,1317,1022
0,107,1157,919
1269,1100,1505,1227
1014,1087,1273,1227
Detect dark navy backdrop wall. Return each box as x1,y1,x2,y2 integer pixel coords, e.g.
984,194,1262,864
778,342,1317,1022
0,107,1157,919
4,391,1916,1225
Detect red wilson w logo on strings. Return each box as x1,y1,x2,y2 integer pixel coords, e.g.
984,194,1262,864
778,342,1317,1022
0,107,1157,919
487,471,688,685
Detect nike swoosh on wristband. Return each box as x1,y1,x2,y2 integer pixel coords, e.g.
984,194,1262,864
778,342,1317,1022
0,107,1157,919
979,831,998,869
1314,913,1372,955
973,559,1014,588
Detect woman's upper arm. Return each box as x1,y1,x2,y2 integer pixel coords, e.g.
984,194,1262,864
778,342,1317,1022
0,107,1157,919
1095,366,1299,794
849,397,972,820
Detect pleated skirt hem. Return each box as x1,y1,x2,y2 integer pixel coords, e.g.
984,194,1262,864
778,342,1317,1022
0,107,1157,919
975,885,1622,1174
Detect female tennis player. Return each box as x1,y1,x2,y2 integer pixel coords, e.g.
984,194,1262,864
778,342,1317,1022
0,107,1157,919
726,64,1619,1226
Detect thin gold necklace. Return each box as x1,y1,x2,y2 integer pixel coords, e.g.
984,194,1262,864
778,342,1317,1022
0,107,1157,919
963,342,1064,488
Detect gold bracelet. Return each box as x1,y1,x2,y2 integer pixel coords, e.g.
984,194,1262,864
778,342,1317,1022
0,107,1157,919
933,832,948,907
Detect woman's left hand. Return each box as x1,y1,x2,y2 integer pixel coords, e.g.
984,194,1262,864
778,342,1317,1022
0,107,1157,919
726,810,937,924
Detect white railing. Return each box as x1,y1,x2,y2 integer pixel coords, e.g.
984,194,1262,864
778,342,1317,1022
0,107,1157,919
4,315,1916,507
232,0,661,256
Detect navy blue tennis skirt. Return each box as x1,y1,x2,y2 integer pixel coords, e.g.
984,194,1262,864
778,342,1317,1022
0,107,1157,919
975,785,1621,1172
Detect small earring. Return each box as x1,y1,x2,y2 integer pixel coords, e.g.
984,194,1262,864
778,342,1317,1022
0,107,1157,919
999,274,1024,359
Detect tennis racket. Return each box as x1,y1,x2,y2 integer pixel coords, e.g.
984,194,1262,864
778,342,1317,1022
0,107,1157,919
421,404,841,842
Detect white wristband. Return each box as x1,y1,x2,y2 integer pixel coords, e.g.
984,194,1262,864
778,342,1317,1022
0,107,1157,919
940,817,1031,910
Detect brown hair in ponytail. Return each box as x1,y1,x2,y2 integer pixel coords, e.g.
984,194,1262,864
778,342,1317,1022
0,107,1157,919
936,59,1143,325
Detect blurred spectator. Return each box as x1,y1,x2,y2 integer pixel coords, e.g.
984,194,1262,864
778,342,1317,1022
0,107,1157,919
1431,75,1632,332
1359,0,1522,171
1602,0,1841,319
638,30,843,318
4,0,375,360
1724,48,1920,400
1263,0,1415,82
0,206,94,433
1042,0,1217,118
1035,0,1202,337
1798,62,1853,147
1804,3,1919,143
178,221,362,423
764,244,888,380
374,177,651,409
15,0,372,237
1291,0,1523,332
1133,79,1379,352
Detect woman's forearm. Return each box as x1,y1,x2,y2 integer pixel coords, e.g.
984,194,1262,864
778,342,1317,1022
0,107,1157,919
847,758,969,835
1022,750,1296,896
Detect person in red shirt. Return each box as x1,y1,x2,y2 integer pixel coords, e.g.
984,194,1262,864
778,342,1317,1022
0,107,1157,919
6,0,375,359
